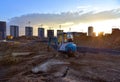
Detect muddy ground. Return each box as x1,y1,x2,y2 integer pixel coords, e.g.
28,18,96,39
0,41,120,82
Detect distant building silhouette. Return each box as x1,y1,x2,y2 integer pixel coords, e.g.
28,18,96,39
79,32,87,36
104,33,111,37
25,26,33,37
0,21,6,40
98,32,104,37
10,25,19,38
38,28,44,39
57,30,63,37
47,30,54,38
88,26,94,37
112,28,120,36
72,32,87,37
57,30,64,44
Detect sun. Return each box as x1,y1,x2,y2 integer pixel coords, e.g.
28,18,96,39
67,22,112,34
92,20,115,35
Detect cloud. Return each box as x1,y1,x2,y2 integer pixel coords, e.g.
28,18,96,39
8,8,120,35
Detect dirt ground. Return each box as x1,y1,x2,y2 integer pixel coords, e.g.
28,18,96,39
0,41,120,82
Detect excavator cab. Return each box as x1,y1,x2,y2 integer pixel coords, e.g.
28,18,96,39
58,32,77,57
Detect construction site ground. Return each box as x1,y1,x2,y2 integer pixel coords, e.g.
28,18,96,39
0,40,120,82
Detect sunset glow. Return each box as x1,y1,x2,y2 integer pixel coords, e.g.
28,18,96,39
0,0,119,35
61,18,120,36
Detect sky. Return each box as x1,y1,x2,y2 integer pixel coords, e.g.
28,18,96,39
0,0,120,36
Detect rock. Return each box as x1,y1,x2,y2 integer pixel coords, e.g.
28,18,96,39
32,59,70,73
12,52,33,57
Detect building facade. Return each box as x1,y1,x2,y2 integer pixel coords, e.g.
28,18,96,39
0,21,6,40
57,30,63,36
38,28,44,39
57,30,64,43
88,26,94,36
10,25,19,38
25,27,33,37
47,30,54,38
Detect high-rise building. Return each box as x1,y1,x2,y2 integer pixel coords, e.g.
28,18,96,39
10,25,19,38
0,21,6,40
88,26,94,36
25,27,33,37
38,28,44,39
47,30,54,38
57,30,64,43
57,30,63,36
